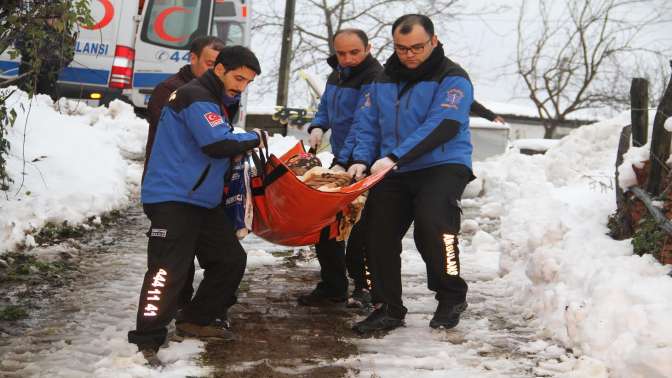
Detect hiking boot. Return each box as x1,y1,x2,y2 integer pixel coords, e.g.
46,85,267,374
346,288,372,309
352,304,406,334
429,301,468,329
212,316,231,330
140,346,163,368
297,286,346,306
176,322,236,341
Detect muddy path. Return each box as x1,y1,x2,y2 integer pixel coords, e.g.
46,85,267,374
204,257,362,377
0,203,361,377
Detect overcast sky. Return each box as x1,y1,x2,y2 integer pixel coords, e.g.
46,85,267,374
249,0,671,118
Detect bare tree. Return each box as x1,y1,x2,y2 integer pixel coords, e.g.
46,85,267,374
516,0,668,138
251,0,484,107
256,0,463,69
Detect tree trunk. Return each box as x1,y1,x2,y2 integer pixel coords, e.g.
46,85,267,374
543,122,556,139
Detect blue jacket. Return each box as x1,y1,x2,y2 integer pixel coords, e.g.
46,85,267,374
308,54,382,165
352,46,474,173
142,70,260,208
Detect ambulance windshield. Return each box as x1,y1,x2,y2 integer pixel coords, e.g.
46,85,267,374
142,0,245,49
141,0,208,49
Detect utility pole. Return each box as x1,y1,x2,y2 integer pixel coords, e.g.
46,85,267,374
276,0,296,107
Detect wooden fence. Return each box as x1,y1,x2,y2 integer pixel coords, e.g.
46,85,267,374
613,60,672,265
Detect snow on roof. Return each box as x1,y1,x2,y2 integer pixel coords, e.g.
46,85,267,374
510,138,559,152
477,100,597,121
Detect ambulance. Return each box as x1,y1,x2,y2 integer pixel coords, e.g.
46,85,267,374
0,0,251,119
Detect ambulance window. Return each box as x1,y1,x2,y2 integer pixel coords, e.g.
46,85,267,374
211,21,244,45
141,0,210,49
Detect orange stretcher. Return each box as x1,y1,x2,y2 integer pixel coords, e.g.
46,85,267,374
250,142,390,246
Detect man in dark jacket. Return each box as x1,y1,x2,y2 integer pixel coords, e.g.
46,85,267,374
144,36,226,179
298,29,383,308
128,46,263,367
350,15,475,334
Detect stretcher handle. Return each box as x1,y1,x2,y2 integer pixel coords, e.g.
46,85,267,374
249,129,271,179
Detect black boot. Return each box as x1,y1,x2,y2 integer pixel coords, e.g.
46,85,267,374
352,303,406,334
212,308,231,330
297,286,347,306
429,301,468,329
175,321,236,341
346,288,372,309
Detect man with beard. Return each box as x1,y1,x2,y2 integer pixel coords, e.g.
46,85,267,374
129,46,263,367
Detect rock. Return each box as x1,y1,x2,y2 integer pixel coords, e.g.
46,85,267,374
0,259,8,270
28,265,40,274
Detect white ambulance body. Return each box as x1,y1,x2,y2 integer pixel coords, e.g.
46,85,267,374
0,0,252,123
0,0,139,104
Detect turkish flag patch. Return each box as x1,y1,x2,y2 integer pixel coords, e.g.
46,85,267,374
204,112,224,127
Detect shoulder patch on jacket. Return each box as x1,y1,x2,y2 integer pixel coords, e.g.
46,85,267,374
204,112,224,127
441,88,464,109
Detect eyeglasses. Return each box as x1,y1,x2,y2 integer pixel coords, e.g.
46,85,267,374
394,39,432,55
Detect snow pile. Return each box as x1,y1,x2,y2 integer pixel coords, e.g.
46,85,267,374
0,89,146,252
475,111,672,377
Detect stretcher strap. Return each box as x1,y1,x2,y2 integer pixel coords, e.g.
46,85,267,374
263,164,289,186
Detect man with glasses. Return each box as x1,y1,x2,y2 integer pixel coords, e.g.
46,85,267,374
349,14,475,334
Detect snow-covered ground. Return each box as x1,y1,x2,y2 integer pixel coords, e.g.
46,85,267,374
0,90,146,253
1,91,671,377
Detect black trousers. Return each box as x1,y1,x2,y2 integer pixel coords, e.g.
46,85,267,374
365,164,472,318
178,263,195,310
315,212,373,296
345,214,370,290
128,201,246,349
315,234,347,296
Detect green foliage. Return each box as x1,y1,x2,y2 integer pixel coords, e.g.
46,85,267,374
1,251,73,282
0,305,28,321
632,216,665,257
34,221,87,245
0,1,92,192
0,89,17,191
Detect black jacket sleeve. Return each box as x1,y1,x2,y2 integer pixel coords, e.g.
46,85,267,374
470,101,497,122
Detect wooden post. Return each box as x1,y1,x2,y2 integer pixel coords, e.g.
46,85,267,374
646,61,672,195
612,125,633,239
630,78,649,147
616,125,632,207
276,0,296,108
